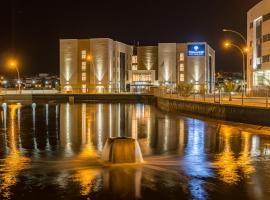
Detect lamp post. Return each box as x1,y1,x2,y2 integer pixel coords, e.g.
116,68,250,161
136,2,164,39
222,29,247,44
9,59,21,94
224,41,248,95
223,29,248,92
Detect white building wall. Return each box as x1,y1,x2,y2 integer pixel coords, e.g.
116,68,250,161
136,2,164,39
158,43,177,84
247,0,270,88
60,39,78,90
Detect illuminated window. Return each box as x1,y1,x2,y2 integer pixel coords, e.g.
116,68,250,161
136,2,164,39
82,84,87,93
180,73,184,82
82,62,86,70
180,63,184,71
132,56,137,64
180,53,184,61
82,72,86,81
132,65,138,70
81,50,87,59
132,73,152,82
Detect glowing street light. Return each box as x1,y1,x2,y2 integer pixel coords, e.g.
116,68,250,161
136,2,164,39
8,59,21,94
223,41,247,94
222,29,247,44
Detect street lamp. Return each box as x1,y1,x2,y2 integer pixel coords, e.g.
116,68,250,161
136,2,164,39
223,29,249,90
224,41,248,94
222,29,247,44
9,59,21,94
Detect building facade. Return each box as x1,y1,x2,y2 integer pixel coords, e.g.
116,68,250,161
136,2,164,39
60,39,215,93
247,0,270,89
60,38,133,93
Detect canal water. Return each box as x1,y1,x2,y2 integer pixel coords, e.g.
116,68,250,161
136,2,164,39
0,103,270,200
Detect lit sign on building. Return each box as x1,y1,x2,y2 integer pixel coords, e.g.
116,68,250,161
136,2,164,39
187,44,205,56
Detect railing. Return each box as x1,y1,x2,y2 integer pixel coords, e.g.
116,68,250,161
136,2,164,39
0,87,153,95
0,88,59,95
155,88,270,108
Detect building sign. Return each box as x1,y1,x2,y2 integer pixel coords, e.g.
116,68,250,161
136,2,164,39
187,44,205,56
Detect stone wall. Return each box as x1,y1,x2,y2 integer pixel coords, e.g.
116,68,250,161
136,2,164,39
156,97,270,126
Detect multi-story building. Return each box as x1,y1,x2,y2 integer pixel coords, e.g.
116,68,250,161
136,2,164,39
60,38,133,93
247,0,270,89
60,39,215,93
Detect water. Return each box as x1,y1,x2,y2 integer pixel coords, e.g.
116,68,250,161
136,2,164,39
0,102,270,200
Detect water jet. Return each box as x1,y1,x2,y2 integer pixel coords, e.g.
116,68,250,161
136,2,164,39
101,137,143,164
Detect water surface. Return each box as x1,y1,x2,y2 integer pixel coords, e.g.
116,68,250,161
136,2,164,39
0,103,270,200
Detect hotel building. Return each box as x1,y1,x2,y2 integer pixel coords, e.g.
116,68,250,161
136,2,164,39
247,0,270,89
60,38,133,93
60,39,215,93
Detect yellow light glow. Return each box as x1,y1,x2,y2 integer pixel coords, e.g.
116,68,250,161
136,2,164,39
244,47,249,53
224,41,231,48
8,59,18,69
86,55,92,61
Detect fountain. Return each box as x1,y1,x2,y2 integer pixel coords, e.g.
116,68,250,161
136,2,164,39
101,137,143,164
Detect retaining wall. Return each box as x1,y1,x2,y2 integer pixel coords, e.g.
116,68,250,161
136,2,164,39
156,96,270,126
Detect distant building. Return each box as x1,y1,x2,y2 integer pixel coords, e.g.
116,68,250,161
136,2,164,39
60,38,215,93
247,0,270,89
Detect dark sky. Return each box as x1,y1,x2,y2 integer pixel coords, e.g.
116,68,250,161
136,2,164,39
0,0,262,76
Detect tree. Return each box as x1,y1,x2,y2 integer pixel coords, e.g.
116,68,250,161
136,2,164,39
223,81,238,101
176,83,194,97
199,84,208,101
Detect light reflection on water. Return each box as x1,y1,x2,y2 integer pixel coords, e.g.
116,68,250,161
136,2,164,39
0,103,270,200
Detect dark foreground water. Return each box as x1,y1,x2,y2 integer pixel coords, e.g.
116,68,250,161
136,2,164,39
0,103,270,200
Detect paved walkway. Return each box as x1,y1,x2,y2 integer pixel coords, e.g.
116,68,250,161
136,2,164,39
159,94,270,108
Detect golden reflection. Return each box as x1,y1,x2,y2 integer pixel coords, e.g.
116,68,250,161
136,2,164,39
72,169,100,195
0,104,30,199
237,132,255,175
214,126,255,184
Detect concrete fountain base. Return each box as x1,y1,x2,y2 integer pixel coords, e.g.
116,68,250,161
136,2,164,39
101,137,143,164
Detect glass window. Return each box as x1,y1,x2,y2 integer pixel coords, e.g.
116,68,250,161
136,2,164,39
180,63,184,72
180,73,184,82
180,53,184,61
82,62,86,70
82,72,86,81
81,50,87,59
132,73,152,82
82,84,87,93
132,56,137,64
132,65,138,70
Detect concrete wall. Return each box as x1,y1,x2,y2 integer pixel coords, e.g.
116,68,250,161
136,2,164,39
158,43,177,83
137,46,158,79
156,96,270,126
60,39,78,90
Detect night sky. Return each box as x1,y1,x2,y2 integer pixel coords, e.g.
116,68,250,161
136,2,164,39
0,0,261,76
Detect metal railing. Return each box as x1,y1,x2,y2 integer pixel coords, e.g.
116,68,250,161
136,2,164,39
155,87,270,108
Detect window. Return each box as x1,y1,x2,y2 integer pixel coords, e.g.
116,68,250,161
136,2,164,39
132,73,152,82
263,33,270,42
132,65,138,70
257,57,262,65
82,84,87,93
82,72,86,81
132,56,137,64
180,74,184,82
179,63,184,72
81,50,87,59
262,55,270,63
263,12,270,22
180,53,184,61
82,62,86,70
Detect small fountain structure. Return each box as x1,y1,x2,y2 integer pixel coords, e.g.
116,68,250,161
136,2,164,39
101,137,143,164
